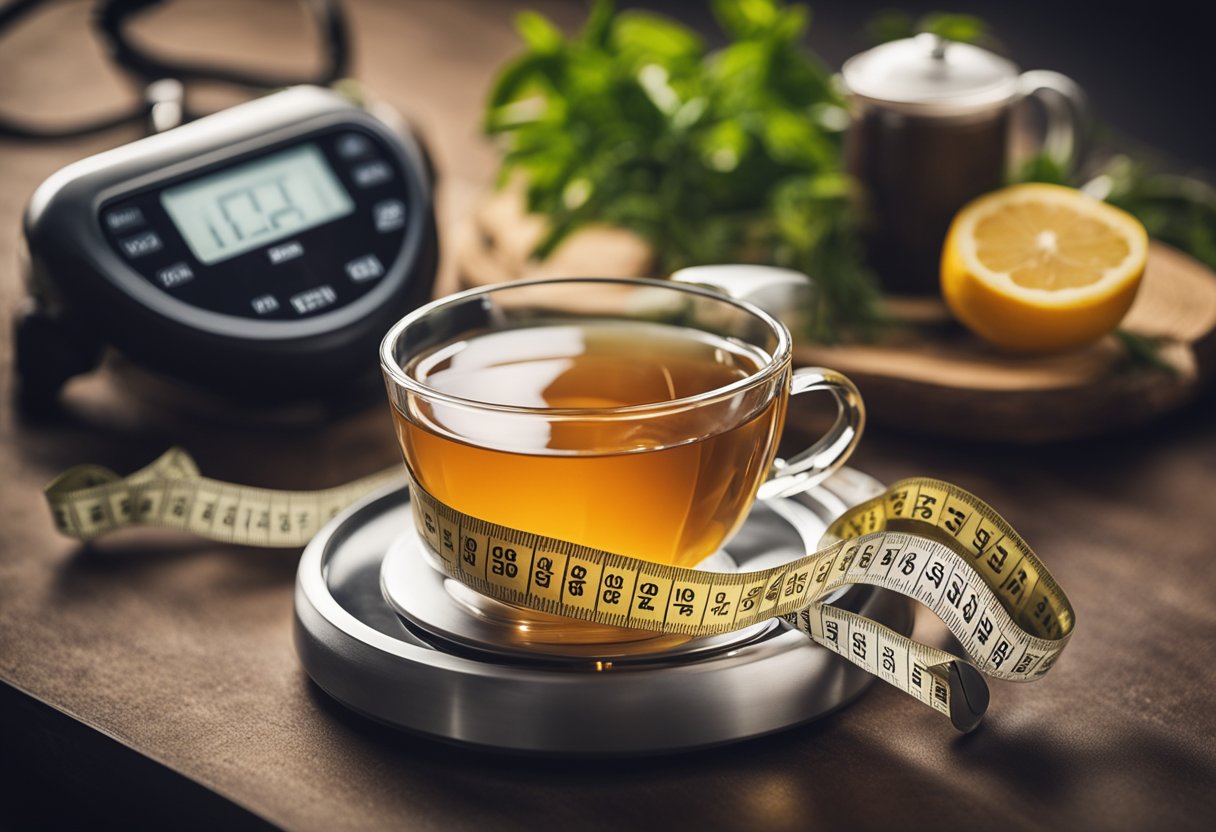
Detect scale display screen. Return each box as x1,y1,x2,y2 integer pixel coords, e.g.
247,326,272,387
160,143,354,265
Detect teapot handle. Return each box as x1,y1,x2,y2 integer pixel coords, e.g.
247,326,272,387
1018,70,1088,175
669,265,865,500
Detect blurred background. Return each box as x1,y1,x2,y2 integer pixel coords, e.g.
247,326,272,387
3,0,1209,308
1,0,1210,212
646,0,1213,169
3,0,1210,162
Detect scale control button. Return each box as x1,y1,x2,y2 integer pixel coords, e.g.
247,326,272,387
156,262,194,289
373,199,406,233
345,254,384,283
251,294,280,316
336,133,372,160
267,240,304,265
103,206,145,233
352,159,393,189
118,230,163,259
290,285,337,315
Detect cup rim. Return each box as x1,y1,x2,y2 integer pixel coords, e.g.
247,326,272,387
379,277,792,417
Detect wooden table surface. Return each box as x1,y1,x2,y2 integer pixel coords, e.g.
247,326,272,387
2,2,1214,830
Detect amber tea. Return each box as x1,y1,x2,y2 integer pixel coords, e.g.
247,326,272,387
392,321,786,569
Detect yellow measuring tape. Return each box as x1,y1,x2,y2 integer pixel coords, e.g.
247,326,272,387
43,447,401,546
44,447,1074,733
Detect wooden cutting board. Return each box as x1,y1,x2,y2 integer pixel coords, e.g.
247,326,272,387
455,187,1216,443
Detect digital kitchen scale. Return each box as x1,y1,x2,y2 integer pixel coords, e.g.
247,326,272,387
294,466,914,754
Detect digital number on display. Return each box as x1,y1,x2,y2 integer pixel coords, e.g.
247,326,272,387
160,143,354,265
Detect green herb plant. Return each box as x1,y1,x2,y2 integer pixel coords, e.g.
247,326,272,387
864,10,989,47
484,0,880,341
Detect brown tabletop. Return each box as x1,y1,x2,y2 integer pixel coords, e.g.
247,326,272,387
2,2,1215,830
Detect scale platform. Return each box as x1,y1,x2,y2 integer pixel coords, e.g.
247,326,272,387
293,467,912,754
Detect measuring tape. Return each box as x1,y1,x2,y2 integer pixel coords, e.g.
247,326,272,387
43,447,402,547
45,447,1074,733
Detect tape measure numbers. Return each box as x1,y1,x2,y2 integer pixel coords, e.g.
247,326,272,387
45,448,1074,732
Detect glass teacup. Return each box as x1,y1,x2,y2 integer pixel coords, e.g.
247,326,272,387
380,278,863,636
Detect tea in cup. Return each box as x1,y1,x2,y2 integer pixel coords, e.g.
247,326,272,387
381,278,864,575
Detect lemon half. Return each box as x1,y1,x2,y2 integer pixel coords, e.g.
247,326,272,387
941,183,1149,353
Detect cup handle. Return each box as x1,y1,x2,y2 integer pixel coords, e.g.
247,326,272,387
757,366,865,501
1017,70,1088,175
668,265,865,499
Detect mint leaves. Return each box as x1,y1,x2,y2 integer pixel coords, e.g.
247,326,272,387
483,0,881,341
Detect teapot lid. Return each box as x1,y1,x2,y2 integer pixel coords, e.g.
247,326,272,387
841,34,1019,114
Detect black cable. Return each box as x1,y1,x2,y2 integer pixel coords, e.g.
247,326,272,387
0,0,48,31
0,102,148,140
0,0,148,139
0,0,351,141
96,0,351,90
